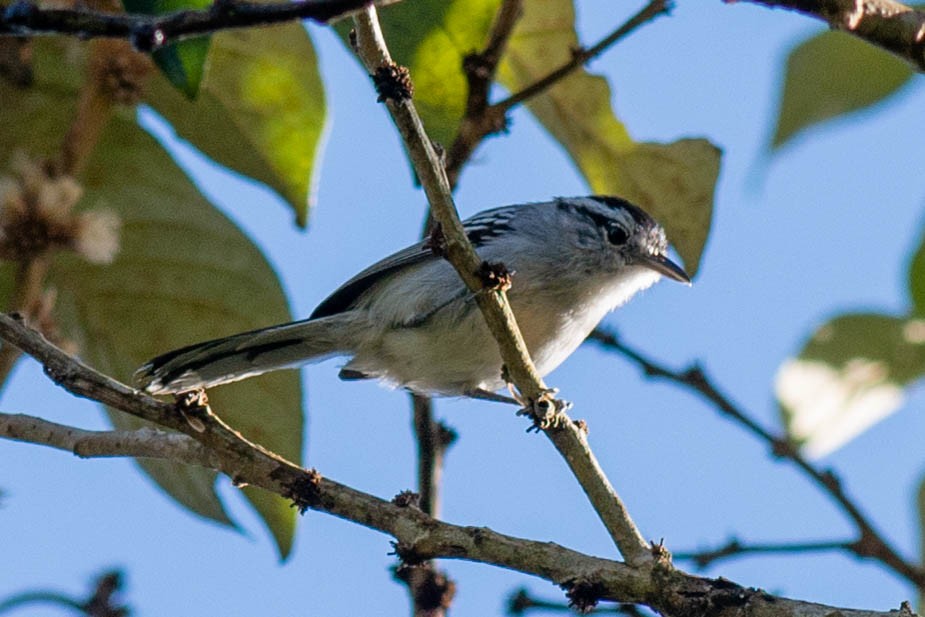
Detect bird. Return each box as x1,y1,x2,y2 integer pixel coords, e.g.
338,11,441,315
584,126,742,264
134,196,690,399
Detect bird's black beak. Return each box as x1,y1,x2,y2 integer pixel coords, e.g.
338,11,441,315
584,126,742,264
633,253,691,285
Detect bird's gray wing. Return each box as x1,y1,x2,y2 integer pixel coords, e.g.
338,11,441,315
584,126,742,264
309,205,523,320
309,241,435,319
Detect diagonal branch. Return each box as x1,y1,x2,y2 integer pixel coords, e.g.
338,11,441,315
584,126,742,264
0,0,399,50
0,313,915,617
350,6,652,567
737,0,925,72
588,326,925,589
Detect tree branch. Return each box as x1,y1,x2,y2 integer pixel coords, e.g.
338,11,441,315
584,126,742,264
737,0,925,71
0,313,916,616
588,326,925,589
0,411,215,464
674,538,857,570
445,0,672,186
350,5,653,567
0,0,399,50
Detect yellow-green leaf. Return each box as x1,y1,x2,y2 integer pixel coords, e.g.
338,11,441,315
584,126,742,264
772,30,913,149
351,0,501,146
499,0,720,275
148,23,327,227
776,314,925,458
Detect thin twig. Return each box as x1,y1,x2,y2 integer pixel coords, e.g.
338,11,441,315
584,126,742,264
495,0,672,112
351,6,652,567
0,0,400,49
445,0,671,187
674,538,856,571
588,326,925,588
738,0,925,71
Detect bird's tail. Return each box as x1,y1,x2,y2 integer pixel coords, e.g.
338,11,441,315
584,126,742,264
134,314,361,395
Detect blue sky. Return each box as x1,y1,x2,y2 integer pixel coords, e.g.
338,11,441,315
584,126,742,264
3,1,925,615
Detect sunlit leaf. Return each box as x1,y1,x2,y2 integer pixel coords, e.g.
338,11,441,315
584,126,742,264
776,314,925,457
148,23,326,227
122,0,213,98
771,30,913,149
498,0,720,275
0,40,302,557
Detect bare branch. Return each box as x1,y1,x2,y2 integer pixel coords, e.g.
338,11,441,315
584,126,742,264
446,0,672,186
588,326,925,588
0,411,214,464
674,538,856,570
0,0,399,50
736,0,925,71
495,0,672,112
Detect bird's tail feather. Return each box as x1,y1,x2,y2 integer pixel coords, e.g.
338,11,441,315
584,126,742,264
134,314,360,395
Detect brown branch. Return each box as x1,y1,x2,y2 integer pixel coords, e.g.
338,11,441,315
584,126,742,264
507,587,643,615
0,0,399,50
0,313,917,617
737,0,925,71
400,393,458,617
351,6,653,567
587,326,925,589
445,0,672,185
445,0,522,188
0,411,215,464
674,538,856,571
0,570,128,617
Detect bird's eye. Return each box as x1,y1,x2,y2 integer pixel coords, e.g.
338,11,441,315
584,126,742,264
606,225,629,245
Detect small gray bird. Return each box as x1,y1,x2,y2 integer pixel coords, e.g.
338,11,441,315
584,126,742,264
135,196,690,398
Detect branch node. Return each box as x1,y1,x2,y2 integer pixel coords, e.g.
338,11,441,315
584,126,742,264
391,540,426,566
423,221,446,257
650,538,673,565
475,260,513,292
372,62,413,102
129,23,166,53
392,489,421,509
563,578,604,614
285,468,323,514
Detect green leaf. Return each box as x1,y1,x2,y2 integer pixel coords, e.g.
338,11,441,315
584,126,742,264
776,313,925,457
498,0,720,276
147,23,327,227
0,40,302,558
349,0,501,146
909,225,925,316
772,30,914,149
122,0,213,98
56,114,302,557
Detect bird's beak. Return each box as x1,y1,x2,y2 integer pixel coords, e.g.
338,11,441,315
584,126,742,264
633,253,691,285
